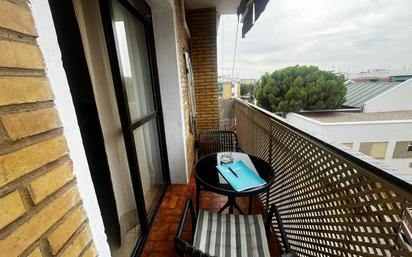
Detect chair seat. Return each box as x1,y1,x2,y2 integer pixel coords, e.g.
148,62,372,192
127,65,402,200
193,210,270,257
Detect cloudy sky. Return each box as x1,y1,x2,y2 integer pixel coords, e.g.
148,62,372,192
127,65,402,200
217,0,412,79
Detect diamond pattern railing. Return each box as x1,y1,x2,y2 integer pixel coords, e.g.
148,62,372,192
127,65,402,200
230,99,412,257
218,98,236,131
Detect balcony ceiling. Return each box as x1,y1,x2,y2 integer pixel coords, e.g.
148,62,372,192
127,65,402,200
186,0,240,15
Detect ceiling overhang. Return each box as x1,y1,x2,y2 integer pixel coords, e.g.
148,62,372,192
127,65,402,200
185,0,240,15
185,0,271,38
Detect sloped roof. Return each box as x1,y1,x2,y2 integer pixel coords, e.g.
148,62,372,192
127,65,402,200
344,81,401,108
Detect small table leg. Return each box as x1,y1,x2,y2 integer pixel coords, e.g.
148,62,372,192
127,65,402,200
228,197,234,214
218,201,230,213
196,181,200,215
248,196,253,214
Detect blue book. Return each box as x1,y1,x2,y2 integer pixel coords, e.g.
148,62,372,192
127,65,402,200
216,160,267,192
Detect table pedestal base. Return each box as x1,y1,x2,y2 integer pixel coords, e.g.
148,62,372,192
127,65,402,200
218,196,244,214
196,181,254,215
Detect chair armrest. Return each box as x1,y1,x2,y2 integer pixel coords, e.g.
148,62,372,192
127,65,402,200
175,198,216,257
176,198,196,240
267,204,295,255
174,239,216,257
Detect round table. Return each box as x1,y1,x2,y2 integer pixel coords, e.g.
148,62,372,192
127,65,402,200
195,153,274,214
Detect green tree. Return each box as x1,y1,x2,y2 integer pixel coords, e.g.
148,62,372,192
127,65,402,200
240,83,255,96
240,83,256,103
255,65,346,113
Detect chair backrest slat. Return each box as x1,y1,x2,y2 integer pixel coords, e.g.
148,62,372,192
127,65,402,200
198,130,238,157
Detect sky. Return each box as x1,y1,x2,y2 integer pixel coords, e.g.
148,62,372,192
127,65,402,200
217,0,412,79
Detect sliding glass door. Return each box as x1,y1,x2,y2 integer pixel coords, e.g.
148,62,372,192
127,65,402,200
111,0,164,215
99,0,169,256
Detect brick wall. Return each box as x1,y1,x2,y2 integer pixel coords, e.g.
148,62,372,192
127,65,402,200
0,1,97,257
173,0,196,173
187,8,219,132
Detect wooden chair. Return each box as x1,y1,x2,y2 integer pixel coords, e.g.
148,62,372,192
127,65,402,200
175,198,297,257
196,130,241,160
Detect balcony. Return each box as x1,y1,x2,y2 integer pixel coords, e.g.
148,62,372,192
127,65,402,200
143,99,412,256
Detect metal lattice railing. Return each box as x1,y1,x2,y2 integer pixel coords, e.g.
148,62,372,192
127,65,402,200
231,100,412,257
218,98,236,131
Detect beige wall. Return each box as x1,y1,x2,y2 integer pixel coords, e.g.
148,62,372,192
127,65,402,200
173,0,196,174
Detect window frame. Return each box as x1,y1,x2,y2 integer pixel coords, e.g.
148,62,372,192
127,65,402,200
392,141,412,159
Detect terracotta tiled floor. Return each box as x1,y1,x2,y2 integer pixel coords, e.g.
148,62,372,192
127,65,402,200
142,172,281,257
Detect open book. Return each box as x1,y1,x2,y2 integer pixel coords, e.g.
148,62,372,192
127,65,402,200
216,160,266,192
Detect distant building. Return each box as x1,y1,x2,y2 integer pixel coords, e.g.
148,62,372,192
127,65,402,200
239,78,257,85
288,111,412,172
218,81,240,99
287,79,412,172
218,82,231,99
218,76,258,85
346,69,412,82
343,81,401,109
344,79,412,112
390,74,412,82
